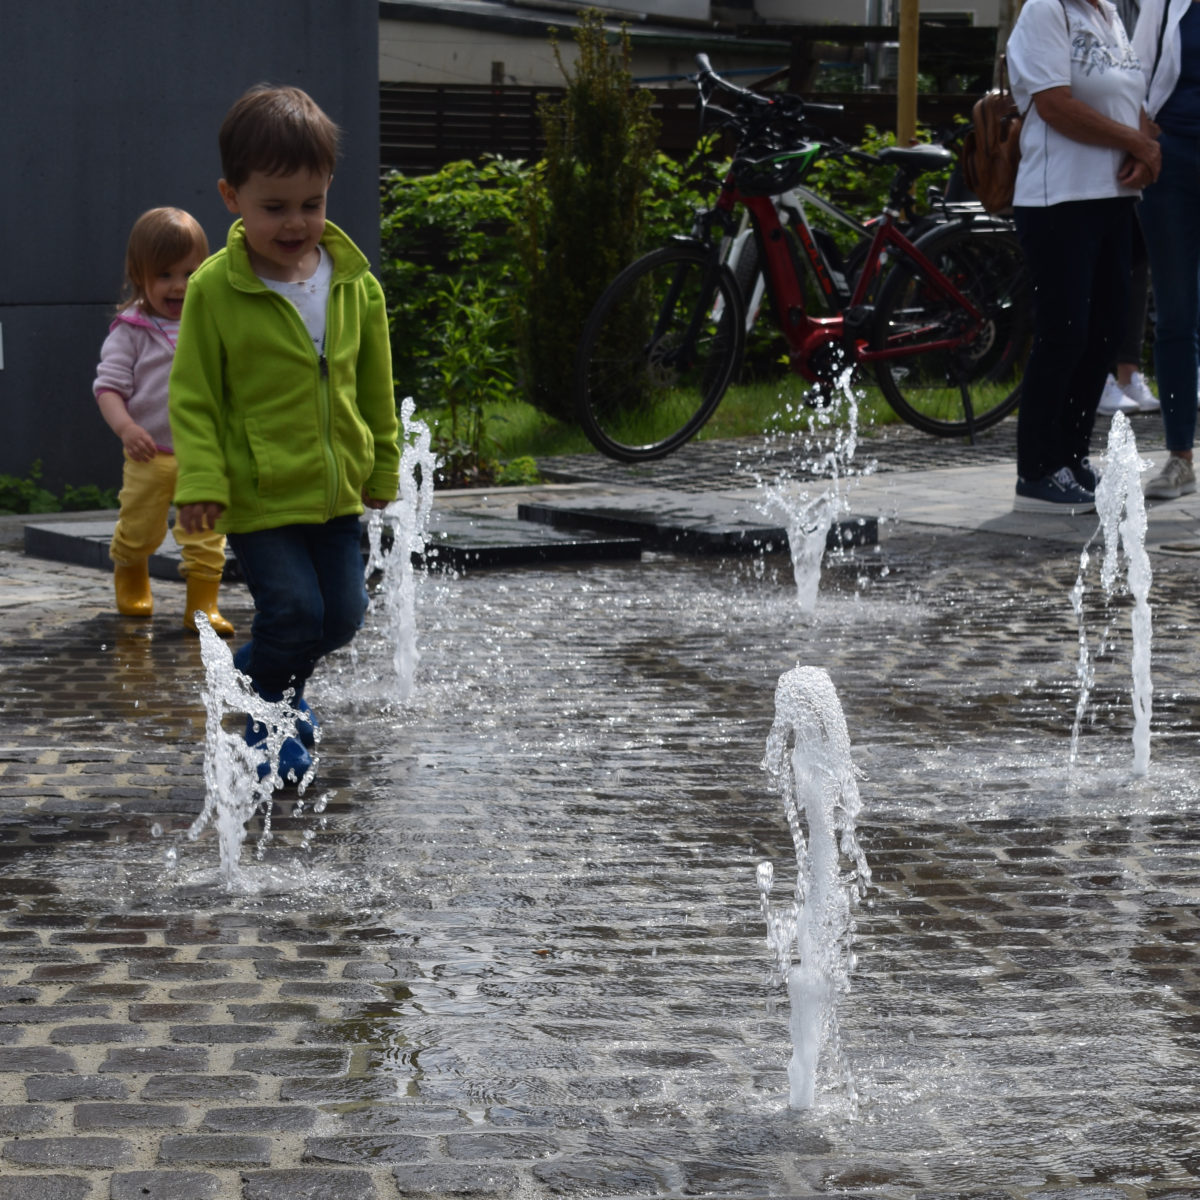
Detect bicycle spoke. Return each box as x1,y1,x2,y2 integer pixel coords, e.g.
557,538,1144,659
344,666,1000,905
575,246,744,461
872,224,1031,437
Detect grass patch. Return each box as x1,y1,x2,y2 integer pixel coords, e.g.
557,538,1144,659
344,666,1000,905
695,373,900,443
413,363,1022,480
412,370,908,477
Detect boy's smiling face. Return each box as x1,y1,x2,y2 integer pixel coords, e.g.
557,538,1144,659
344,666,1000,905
218,168,330,283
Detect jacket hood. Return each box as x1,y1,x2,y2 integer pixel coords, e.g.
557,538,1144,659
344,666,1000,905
110,305,170,333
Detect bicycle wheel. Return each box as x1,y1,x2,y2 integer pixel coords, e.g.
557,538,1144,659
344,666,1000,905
871,221,1031,437
575,244,745,462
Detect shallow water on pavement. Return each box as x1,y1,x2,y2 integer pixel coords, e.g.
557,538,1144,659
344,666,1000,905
1,529,1198,1195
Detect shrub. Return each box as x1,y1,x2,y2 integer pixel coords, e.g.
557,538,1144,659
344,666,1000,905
515,11,660,421
380,156,528,408
0,460,118,515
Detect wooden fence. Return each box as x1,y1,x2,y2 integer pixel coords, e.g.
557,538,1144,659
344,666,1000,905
379,82,977,177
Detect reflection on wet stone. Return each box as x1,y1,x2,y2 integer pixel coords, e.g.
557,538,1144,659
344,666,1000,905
0,520,1199,1196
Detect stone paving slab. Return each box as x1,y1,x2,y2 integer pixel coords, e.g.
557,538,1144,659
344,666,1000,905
517,492,878,554
21,504,645,582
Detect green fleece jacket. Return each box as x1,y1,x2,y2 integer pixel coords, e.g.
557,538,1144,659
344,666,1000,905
169,219,399,534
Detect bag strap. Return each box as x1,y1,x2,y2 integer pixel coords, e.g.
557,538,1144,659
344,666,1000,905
1151,0,1172,85
997,54,1033,120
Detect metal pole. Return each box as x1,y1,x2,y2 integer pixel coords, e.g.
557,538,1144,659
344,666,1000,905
897,0,919,146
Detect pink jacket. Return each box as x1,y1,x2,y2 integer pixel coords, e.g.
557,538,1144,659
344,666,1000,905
93,308,179,453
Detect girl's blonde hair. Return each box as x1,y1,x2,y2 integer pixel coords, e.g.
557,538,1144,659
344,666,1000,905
119,207,209,312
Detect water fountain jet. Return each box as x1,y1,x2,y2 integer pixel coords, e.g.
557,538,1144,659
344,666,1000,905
1070,413,1153,776
756,368,863,613
364,397,438,702
760,664,871,1109
190,613,316,888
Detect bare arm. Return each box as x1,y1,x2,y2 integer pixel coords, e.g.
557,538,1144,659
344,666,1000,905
1033,87,1162,182
1120,109,1162,189
95,389,158,462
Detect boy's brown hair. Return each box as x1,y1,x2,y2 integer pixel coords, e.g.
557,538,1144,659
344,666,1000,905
219,84,340,188
121,207,209,312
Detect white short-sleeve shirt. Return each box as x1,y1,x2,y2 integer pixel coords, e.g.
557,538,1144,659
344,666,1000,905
1008,0,1147,206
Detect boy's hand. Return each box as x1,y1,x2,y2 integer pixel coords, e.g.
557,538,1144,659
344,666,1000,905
178,502,224,533
362,488,390,511
120,424,158,463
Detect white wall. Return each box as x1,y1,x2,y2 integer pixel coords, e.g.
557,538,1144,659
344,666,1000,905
380,21,787,87
744,0,1003,20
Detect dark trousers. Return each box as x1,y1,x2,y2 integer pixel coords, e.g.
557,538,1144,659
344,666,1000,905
1013,198,1134,480
227,514,368,697
1114,218,1150,368
1139,129,1200,453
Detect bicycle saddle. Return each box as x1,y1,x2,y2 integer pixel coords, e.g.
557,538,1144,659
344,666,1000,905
875,145,956,171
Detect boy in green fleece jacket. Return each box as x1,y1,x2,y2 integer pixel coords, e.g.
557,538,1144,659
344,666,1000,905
171,84,399,783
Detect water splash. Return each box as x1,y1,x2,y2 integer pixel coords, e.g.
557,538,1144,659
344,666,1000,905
756,367,862,613
760,665,871,1109
190,613,316,888
1069,413,1154,776
365,397,439,702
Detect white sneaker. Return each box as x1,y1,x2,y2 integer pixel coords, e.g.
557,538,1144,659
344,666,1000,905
1097,375,1138,415
1121,371,1160,412
1144,455,1197,500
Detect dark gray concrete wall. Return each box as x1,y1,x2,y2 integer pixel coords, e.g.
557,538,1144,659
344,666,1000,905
0,1,380,494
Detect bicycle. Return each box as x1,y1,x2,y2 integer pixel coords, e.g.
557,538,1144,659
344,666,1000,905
573,55,1032,462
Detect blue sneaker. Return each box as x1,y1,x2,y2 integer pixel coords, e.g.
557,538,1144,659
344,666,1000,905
292,697,320,749
245,717,312,786
1071,458,1101,492
1014,467,1096,514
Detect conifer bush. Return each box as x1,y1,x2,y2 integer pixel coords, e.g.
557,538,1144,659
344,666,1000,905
515,12,660,421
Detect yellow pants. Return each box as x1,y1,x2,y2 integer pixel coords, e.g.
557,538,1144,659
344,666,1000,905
109,452,226,582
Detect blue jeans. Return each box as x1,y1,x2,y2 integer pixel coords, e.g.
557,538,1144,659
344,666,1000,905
1012,198,1134,481
1138,129,1200,454
227,515,367,697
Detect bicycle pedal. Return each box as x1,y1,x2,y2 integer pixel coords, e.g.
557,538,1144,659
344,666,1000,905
843,305,875,337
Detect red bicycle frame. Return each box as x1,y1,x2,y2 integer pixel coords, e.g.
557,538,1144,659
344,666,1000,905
716,179,986,384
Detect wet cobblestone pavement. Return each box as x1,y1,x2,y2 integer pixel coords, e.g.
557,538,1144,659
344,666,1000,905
0,469,1198,1199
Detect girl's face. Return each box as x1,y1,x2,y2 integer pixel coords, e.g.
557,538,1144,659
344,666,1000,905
142,249,206,321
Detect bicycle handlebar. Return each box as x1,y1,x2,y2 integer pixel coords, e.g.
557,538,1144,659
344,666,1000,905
692,53,843,132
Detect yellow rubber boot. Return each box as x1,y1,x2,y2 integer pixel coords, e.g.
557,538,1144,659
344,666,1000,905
113,561,153,617
183,577,234,638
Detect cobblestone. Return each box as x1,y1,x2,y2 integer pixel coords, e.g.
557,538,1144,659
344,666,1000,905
0,1179,91,1200
2,1135,133,1167
0,443,1198,1198
239,1170,378,1200
157,1135,274,1165
109,1173,221,1200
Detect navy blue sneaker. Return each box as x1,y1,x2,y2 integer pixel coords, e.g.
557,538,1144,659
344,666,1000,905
292,697,320,749
245,717,312,786
1072,458,1101,492
1013,467,1096,514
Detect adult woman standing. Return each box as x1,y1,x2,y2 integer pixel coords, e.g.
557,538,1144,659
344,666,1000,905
1008,0,1161,512
1133,0,1200,499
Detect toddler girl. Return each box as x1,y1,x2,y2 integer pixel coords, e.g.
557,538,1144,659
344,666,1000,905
94,207,233,635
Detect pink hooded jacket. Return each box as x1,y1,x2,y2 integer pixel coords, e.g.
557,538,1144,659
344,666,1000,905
93,308,179,452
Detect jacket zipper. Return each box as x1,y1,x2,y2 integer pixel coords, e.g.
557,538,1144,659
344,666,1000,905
264,289,339,518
